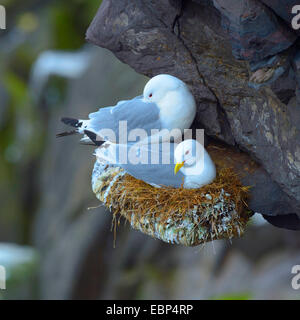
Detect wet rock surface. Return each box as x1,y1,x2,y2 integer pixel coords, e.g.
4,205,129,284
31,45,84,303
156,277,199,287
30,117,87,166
261,0,300,34
213,0,297,61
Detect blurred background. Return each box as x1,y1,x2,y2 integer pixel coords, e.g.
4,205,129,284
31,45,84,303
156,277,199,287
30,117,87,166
0,0,300,300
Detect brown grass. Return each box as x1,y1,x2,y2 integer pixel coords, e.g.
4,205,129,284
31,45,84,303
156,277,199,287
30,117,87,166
98,166,251,246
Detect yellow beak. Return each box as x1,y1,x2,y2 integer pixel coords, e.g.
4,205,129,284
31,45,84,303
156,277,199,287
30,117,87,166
174,161,185,175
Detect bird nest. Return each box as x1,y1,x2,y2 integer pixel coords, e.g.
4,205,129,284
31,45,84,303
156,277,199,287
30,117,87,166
92,161,250,246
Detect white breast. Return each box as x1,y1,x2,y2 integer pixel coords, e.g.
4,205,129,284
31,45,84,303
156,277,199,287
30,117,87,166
158,87,196,131
182,149,216,189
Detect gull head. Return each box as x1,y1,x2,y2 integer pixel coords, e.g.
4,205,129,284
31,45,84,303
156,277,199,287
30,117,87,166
174,139,216,188
143,74,187,104
174,139,202,175
143,74,196,132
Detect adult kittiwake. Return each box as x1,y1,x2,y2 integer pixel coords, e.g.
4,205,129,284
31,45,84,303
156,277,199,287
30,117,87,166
57,74,196,145
95,139,216,189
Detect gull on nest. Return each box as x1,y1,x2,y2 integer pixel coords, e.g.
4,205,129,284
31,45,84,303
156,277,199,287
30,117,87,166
57,74,196,145
95,139,216,189
92,140,249,247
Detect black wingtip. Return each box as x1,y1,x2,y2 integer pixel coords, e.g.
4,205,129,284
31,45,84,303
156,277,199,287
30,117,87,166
61,117,82,128
84,130,105,146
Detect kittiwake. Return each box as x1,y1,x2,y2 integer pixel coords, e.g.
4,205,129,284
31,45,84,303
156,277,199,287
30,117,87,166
95,139,216,189
57,74,196,145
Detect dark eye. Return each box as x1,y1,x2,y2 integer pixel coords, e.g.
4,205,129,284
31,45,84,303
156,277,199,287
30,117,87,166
185,150,189,155
149,93,152,98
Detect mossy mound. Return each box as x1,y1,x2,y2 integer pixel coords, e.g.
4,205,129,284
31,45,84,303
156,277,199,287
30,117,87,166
92,161,251,246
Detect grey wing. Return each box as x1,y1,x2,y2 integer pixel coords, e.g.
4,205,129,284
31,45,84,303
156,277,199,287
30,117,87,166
121,162,185,188
88,96,162,142
118,142,185,188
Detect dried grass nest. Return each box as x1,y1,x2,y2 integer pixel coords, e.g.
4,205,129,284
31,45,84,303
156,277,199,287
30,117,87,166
92,161,251,246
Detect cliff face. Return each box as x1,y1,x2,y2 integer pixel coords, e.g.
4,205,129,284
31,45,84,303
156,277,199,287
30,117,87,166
86,0,300,228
